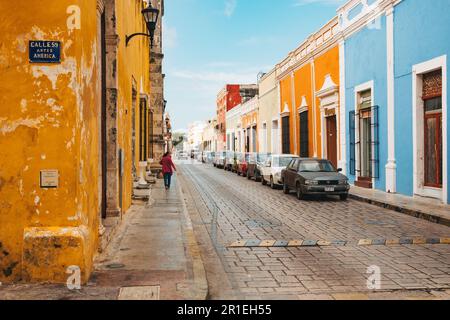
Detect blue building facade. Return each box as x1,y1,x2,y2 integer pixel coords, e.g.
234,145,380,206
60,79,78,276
340,0,449,204
394,0,449,204
340,0,390,192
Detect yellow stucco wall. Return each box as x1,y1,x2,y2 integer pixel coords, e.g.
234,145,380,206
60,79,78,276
0,0,152,284
293,63,314,156
115,0,151,213
279,75,294,153
0,0,100,283
314,45,340,160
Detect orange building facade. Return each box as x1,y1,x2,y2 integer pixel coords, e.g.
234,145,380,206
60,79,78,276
276,18,343,168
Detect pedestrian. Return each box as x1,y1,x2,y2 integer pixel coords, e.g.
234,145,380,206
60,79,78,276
160,151,177,190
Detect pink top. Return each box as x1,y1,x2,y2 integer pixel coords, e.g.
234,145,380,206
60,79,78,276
160,156,176,174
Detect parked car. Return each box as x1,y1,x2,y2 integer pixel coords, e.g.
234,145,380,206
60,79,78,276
214,151,227,168
177,152,188,160
202,151,214,163
224,152,235,171
237,152,253,176
281,158,350,200
247,153,269,181
232,152,243,173
260,154,299,189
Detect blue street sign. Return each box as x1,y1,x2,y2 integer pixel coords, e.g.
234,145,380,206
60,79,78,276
29,40,61,63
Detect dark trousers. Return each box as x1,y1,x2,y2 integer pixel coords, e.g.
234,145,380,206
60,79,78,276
163,173,173,188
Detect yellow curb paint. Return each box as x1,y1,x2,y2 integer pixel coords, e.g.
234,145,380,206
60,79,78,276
358,239,372,246
413,238,426,245
287,240,303,247
229,241,247,248
259,240,276,247
317,240,332,246
440,238,450,244
386,239,400,245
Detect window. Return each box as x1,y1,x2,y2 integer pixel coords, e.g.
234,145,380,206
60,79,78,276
273,157,296,167
299,111,309,157
139,98,148,161
299,160,336,173
282,116,290,154
289,159,300,170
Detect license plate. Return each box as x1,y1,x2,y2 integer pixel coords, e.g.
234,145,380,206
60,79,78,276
325,187,335,192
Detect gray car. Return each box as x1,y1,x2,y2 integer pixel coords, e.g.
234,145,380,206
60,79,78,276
281,158,350,200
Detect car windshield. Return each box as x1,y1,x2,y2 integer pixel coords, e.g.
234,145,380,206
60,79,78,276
273,157,295,167
258,153,269,162
299,160,336,172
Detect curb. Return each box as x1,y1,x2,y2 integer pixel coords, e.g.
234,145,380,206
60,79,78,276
349,193,450,228
177,178,209,300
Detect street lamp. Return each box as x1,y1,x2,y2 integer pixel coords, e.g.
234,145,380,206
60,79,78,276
126,4,160,48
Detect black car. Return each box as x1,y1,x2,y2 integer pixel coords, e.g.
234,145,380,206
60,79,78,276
281,158,350,200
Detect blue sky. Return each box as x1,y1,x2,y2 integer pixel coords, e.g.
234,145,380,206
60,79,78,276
163,0,346,131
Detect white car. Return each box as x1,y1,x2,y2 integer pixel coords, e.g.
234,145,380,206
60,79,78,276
260,154,299,189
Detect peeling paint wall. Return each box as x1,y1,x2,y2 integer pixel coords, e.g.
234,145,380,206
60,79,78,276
0,0,100,283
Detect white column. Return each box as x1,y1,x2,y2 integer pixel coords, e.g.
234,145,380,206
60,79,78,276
310,59,317,157
338,38,347,173
291,72,297,154
385,6,397,193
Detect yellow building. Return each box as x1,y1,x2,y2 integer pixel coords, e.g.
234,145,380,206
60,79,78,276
0,0,159,284
276,18,342,168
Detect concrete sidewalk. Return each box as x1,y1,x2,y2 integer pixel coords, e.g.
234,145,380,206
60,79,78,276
0,176,208,300
350,186,450,227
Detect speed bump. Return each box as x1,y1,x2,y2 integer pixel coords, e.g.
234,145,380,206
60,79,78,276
399,238,413,245
273,240,289,247
259,240,276,247
386,239,400,245
426,238,440,244
245,240,261,247
413,238,426,245
302,240,318,247
229,240,247,248
371,239,386,246
441,238,450,244
317,240,332,246
287,240,303,247
332,240,347,246
358,239,372,246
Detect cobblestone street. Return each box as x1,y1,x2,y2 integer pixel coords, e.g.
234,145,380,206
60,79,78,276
177,161,450,300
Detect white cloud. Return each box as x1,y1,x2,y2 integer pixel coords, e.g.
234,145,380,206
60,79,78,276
293,0,345,7
224,0,237,17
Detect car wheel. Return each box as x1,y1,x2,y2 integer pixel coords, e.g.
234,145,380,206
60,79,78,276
283,182,289,194
262,176,267,185
340,194,348,201
270,176,275,189
296,183,304,200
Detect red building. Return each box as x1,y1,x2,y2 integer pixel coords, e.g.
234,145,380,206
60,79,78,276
216,85,242,152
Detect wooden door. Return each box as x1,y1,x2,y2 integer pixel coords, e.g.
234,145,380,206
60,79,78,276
299,111,309,157
424,113,442,188
326,115,337,168
282,116,290,154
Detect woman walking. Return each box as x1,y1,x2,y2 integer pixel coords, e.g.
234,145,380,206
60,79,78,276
160,152,177,190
